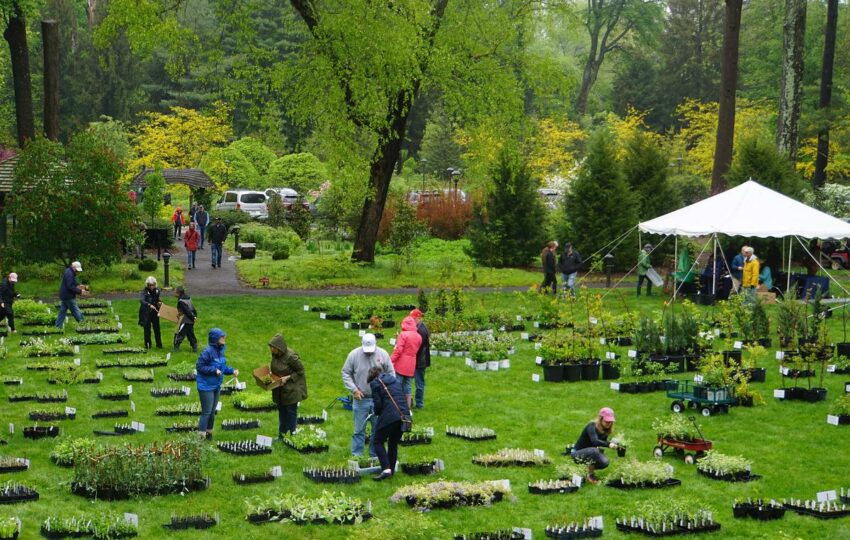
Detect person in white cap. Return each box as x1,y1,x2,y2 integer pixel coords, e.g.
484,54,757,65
0,272,19,333
55,261,86,327
341,333,395,458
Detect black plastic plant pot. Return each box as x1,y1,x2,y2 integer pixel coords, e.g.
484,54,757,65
802,388,828,402
233,473,275,485
635,382,652,394
617,382,636,394
0,490,38,504
165,516,217,530
400,436,432,446
748,368,767,383
23,426,59,439
542,364,565,383
697,469,761,482
617,447,627,457
563,364,582,383
401,462,438,475
165,425,196,433
722,350,742,364
737,395,754,407
296,416,325,425
303,471,361,484
601,361,620,380
606,478,682,490
733,504,751,519
222,421,260,431
528,484,578,495
580,361,600,381
0,463,28,473
92,410,128,418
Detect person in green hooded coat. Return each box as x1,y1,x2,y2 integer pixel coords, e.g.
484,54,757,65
269,333,307,436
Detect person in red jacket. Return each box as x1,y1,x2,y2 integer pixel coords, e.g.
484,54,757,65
390,316,422,408
183,222,200,269
171,207,185,239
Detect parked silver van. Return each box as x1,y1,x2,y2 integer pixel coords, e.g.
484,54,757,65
216,190,268,218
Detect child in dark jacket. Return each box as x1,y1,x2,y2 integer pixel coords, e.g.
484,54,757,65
368,367,410,480
173,286,198,352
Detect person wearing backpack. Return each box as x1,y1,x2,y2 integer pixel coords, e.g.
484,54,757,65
173,286,198,353
368,366,410,481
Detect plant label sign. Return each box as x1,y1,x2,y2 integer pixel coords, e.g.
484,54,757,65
65,407,76,415
628,350,638,358
303,305,309,311
8,423,12,434
123,513,138,527
216,401,222,412
533,321,540,328
610,382,620,391
389,338,397,346
131,421,145,433
182,386,191,396
322,409,328,421
827,365,836,373
599,337,606,345
531,374,540,383
846,383,850,393
827,415,840,426
236,381,247,390
130,401,136,412
435,459,446,472
733,341,743,349
533,449,545,458
343,322,350,329
521,333,530,340
166,352,171,361
534,342,542,350
74,358,81,366
491,479,511,491
358,330,366,337
319,313,326,320
535,356,543,365
694,375,704,383
572,474,583,488
271,465,283,477
817,490,837,502
512,528,532,540
589,317,598,325
774,389,786,399
779,366,790,376
74,345,80,354
606,351,616,360
775,351,784,360
589,516,603,530
96,371,103,381
117,322,123,329
714,328,721,336
256,435,273,447
127,385,133,395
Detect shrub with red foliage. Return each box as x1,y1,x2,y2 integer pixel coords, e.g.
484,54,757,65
416,194,473,240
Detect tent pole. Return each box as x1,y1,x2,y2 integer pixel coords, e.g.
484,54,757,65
712,234,717,296
673,236,678,303
786,236,793,297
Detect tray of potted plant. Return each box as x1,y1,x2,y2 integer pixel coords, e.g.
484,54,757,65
783,498,850,519
20,326,62,337
472,448,551,467
527,479,579,495
615,503,719,536
0,457,28,474
456,529,529,540
167,363,196,381
245,490,371,525
165,422,197,433
150,386,190,398
296,414,325,425
23,359,75,371
545,521,603,539
164,512,218,531
390,479,511,510
96,356,168,369
155,403,201,416
281,426,329,454
232,393,276,412
74,322,121,334
400,458,443,476
604,459,680,490
216,440,272,456
6,392,36,403
829,395,850,426
61,332,130,346
400,426,433,446
222,418,261,431
21,338,74,357
122,369,154,382
41,513,138,539
47,369,101,385
1,377,21,386
28,407,75,421
49,438,95,467
445,426,496,441
0,482,38,504
97,387,130,401
732,498,786,520
696,451,760,482
0,516,18,539
91,409,128,419
303,466,361,484
233,468,277,485
23,425,60,439
101,346,145,355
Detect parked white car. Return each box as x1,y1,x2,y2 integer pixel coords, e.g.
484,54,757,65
216,190,268,218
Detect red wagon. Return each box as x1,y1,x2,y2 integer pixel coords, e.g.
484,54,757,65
653,416,713,464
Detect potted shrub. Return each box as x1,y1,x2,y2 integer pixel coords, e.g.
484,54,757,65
776,299,802,348
633,316,663,360
604,459,680,489
750,301,771,348
539,337,566,382
828,394,850,425
696,450,759,482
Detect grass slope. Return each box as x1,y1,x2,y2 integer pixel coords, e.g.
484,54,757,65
0,293,847,539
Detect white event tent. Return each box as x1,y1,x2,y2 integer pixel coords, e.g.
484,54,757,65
637,180,850,297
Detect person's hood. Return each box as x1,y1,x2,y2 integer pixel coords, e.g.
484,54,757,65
208,328,226,347
401,316,417,332
269,334,287,355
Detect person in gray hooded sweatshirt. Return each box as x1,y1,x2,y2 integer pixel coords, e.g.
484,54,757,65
269,333,307,436
341,333,395,457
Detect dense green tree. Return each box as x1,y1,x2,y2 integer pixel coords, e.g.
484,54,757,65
419,104,462,178
229,137,277,177
564,129,637,269
8,133,135,266
198,146,261,190
622,131,679,220
725,137,805,197
466,149,546,268
266,152,326,194
140,169,165,227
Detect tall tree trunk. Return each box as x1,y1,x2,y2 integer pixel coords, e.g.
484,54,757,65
3,1,35,147
776,0,806,164
710,0,742,195
575,36,600,116
813,0,838,188
42,20,60,141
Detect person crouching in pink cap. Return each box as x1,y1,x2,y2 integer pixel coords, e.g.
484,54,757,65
570,407,618,484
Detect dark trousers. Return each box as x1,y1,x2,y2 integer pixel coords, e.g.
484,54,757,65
143,317,162,348
637,274,652,296
540,272,557,294
173,322,197,352
198,388,220,432
278,402,298,435
0,306,14,331
173,222,182,239
373,420,403,472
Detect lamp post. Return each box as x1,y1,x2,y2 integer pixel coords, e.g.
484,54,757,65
451,168,463,194
420,158,427,193
162,252,171,289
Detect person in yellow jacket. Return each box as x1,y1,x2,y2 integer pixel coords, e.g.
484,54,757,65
742,246,760,304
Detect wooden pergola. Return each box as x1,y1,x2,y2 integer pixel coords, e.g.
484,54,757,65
132,168,216,208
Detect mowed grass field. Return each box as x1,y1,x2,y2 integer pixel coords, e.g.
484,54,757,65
0,293,848,539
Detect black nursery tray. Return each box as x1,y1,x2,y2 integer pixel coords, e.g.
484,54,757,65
93,430,127,436
528,484,579,495
98,395,129,401
92,410,128,418
168,373,196,381
35,396,68,403
296,416,325,425
401,463,438,476
28,413,73,421
75,328,120,334
221,421,260,431
234,404,276,412
733,504,786,520
164,517,217,530
400,436,432,446
303,471,360,484
446,432,496,442
165,425,196,433
247,510,371,526
0,490,39,504
216,442,272,456
615,522,720,536
404,492,504,509
606,478,682,490
697,469,761,482
150,389,187,398
23,426,60,439
233,473,275,485
102,348,146,355
545,526,603,539
784,504,850,520
70,478,210,500
0,462,29,473
281,439,329,454
219,385,243,395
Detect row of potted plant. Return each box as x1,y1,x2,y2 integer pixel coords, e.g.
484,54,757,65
50,438,96,467
61,333,130,346
8,390,67,403
41,513,137,539
244,490,371,525
390,479,511,510
445,426,496,441
21,338,74,357
0,482,38,503
455,529,527,540
2,377,21,386
604,459,679,490
527,479,578,495
732,499,785,520
217,440,272,456
165,422,197,433
303,466,360,484
155,403,201,416
783,498,850,519
400,426,433,446
696,451,759,482
281,426,328,453
47,368,101,385
0,457,28,473
233,468,276,484
91,409,127,419
401,459,442,476
97,387,130,401
74,323,121,334
95,356,167,369
101,346,145,355
167,363,196,381
615,506,719,536
23,359,75,371
20,326,62,336
122,369,153,382
232,393,275,411
164,513,217,531
150,386,189,398
544,521,602,539
472,448,550,467
28,407,75,421
222,418,261,430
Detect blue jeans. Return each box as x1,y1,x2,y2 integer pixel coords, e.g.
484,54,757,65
562,272,577,296
187,250,196,269
198,226,206,248
55,298,83,328
351,397,377,457
197,388,220,432
414,368,426,408
398,375,413,398
278,402,298,435
745,286,757,305
211,243,223,267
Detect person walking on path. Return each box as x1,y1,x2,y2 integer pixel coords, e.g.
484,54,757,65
171,207,185,240
367,366,410,480
390,315,422,408
269,333,307,436
189,203,197,224
558,243,583,297
173,286,198,352
540,241,558,294
742,246,760,305
730,246,746,293
138,276,163,349
410,308,430,409
196,328,238,439
208,217,228,269
0,272,19,333
637,244,653,296
194,205,210,249
341,333,395,457
55,261,86,327
571,407,620,484
183,222,200,270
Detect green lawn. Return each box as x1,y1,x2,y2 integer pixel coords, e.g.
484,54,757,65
0,293,847,539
